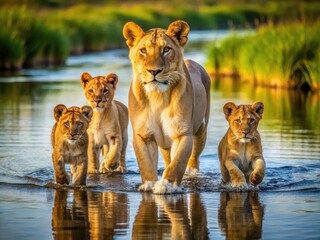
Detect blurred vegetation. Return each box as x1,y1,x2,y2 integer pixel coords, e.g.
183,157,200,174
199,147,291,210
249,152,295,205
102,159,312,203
206,21,320,91
0,0,319,78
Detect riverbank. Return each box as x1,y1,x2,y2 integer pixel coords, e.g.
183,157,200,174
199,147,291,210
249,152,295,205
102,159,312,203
1,1,320,70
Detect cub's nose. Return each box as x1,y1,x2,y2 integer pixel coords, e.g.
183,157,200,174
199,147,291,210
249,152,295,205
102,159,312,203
94,99,102,104
147,68,162,76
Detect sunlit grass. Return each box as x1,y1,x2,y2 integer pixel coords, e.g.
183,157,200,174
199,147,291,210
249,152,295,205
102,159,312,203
206,22,320,91
1,2,320,71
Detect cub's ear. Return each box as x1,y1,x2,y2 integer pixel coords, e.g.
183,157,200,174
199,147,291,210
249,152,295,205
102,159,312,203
252,102,264,117
166,20,190,47
54,104,67,122
223,102,237,119
80,72,92,89
80,106,93,121
123,21,145,48
105,73,118,89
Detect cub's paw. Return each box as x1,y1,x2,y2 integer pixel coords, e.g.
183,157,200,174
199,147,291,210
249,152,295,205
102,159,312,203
153,179,183,194
99,162,112,174
249,172,264,186
231,180,248,191
138,181,155,192
56,173,70,185
114,165,126,174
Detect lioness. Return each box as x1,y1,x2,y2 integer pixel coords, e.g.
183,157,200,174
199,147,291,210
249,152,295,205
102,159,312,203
51,104,93,185
80,72,129,174
218,102,266,190
123,20,211,194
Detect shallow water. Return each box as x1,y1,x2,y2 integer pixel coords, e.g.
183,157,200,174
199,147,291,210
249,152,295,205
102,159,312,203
0,31,320,239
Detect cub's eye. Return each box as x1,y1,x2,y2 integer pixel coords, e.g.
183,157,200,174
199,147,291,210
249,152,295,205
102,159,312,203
163,47,171,54
140,48,147,55
103,88,109,94
64,122,70,127
88,89,94,95
234,119,241,124
249,118,255,124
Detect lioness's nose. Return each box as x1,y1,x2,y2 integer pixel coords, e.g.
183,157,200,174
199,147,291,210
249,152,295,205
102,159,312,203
147,68,162,76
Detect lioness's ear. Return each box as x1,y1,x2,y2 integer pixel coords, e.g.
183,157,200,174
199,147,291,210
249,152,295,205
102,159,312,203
123,21,145,48
54,104,67,122
105,73,118,89
252,102,264,117
223,102,237,119
81,105,93,121
166,20,190,47
80,72,92,89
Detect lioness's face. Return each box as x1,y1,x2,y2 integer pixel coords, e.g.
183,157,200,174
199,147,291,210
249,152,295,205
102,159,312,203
54,105,93,144
223,102,264,143
130,30,183,92
80,73,118,111
123,21,190,93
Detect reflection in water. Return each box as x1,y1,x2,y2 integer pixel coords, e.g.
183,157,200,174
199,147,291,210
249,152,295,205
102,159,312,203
132,193,209,239
218,192,265,240
51,190,129,239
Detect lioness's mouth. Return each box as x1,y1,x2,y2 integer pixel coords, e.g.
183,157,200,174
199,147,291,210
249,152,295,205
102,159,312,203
144,79,169,85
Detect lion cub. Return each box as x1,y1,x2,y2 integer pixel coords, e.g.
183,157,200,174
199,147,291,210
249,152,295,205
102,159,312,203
80,72,129,174
51,104,93,185
218,102,266,190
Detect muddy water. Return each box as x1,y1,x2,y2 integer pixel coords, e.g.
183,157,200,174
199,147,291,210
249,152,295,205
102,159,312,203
0,31,319,239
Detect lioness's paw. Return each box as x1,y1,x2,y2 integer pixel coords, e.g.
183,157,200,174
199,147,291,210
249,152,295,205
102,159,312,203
231,181,248,191
138,181,155,192
153,179,183,194
249,172,264,186
88,168,98,174
185,167,199,176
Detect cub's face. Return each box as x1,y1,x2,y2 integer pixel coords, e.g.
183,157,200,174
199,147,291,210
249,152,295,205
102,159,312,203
123,21,190,93
80,72,118,110
223,102,264,143
54,105,93,144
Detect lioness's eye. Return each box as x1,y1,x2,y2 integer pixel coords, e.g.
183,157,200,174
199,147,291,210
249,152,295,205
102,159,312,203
103,88,109,94
77,122,83,127
140,48,147,54
249,118,255,124
163,47,171,54
64,122,70,127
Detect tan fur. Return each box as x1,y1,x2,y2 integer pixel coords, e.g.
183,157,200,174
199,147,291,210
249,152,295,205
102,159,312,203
51,104,93,185
80,72,129,174
218,102,266,190
123,20,211,193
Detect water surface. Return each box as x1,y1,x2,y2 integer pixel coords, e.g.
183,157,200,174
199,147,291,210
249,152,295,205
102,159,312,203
0,31,319,239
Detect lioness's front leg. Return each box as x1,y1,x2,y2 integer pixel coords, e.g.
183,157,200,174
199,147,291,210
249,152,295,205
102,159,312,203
133,134,158,191
225,159,248,190
154,135,193,194
249,158,266,186
87,138,100,174
100,136,122,173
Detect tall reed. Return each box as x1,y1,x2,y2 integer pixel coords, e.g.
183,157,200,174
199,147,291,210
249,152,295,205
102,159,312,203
206,21,320,91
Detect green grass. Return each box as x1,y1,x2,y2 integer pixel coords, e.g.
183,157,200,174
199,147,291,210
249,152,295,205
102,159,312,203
206,22,320,91
1,2,320,71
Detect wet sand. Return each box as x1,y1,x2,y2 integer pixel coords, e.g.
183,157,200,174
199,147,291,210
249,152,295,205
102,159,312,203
1,180,319,240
